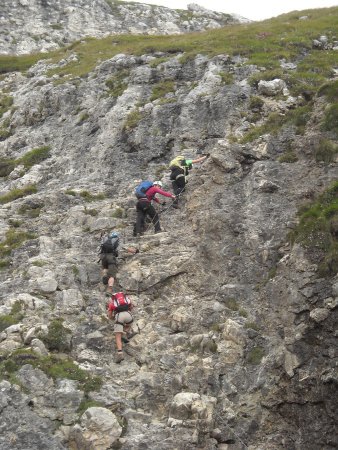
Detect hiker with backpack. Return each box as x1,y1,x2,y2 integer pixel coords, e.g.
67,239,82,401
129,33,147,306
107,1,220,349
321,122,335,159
134,180,175,237
169,155,208,207
107,285,134,363
99,231,138,287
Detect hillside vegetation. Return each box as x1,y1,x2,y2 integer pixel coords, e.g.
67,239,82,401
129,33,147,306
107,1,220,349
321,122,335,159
0,6,337,93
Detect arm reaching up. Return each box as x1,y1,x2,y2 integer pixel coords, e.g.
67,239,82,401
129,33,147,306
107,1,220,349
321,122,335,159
191,155,208,164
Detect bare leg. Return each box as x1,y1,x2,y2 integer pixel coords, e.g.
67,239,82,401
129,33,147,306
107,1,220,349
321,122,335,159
115,332,123,351
114,332,124,363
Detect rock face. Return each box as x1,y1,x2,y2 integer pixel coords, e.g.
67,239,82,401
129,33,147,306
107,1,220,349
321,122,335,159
0,5,337,450
0,0,241,55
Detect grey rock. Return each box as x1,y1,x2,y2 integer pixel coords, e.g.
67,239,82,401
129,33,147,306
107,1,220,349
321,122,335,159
69,407,122,449
0,11,336,449
310,308,330,323
0,0,243,55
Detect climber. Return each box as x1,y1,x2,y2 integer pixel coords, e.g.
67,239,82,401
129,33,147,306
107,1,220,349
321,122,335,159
169,154,208,207
107,278,135,363
99,231,138,287
134,180,175,237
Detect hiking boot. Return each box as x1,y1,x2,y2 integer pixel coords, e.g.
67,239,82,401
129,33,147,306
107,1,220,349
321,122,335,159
115,352,124,363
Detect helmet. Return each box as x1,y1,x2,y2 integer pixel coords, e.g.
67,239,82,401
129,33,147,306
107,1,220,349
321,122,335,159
110,232,119,239
154,181,163,188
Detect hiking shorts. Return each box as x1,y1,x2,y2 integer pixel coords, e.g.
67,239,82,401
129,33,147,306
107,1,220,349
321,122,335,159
101,253,118,276
114,311,133,333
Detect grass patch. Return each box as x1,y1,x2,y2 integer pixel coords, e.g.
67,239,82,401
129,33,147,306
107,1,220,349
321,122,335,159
18,202,44,218
314,138,338,164
248,69,284,88
39,319,72,352
31,260,48,267
111,207,124,218
0,349,103,393
123,108,143,130
149,56,169,68
267,267,277,279
77,112,89,124
0,146,50,178
8,219,22,228
50,24,63,30
150,80,176,102
84,207,98,216
287,105,312,134
19,146,50,169
105,69,129,97
244,322,260,331
239,308,248,318
79,190,105,202
211,323,221,332
246,346,265,365
0,229,37,259
0,50,59,74
241,104,312,143
65,189,77,196
77,399,104,415
224,298,239,311
0,124,12,141
321,102,338,135
0,158,15,177
0,184,37,204
241,112,282,143
289,180,338,277
318,79,338,102
279,151,298,163
208,341,218,353
0,301,24,332
219,71,234,85
249,96,264,110
0,259,10,270
0,95,13,119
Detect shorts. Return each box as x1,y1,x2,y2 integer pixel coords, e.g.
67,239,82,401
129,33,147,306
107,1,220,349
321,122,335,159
101,254,118,277
114,311,133,333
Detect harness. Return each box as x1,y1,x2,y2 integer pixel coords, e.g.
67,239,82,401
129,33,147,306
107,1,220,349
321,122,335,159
175,173,186,180
138,197,151,203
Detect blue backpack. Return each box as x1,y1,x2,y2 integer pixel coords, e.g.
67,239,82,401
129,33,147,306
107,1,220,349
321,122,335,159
135,181,153,199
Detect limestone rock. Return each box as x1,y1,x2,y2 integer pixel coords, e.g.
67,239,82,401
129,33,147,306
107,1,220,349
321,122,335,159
69,407,122,450
258,79,287,96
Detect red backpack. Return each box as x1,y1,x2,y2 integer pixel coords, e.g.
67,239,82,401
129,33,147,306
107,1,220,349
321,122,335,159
109,292,131,313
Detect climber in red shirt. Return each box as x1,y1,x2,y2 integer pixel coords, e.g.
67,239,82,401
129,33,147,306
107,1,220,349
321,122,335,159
134,181,175,236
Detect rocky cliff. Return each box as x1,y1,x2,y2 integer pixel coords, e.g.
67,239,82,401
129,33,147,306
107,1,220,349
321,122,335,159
0,0,244,55
0,3,337,450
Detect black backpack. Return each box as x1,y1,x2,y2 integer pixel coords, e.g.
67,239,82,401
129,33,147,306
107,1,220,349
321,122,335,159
100,235,119,256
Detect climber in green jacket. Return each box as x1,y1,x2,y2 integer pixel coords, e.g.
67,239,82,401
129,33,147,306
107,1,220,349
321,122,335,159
169,155,208,207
